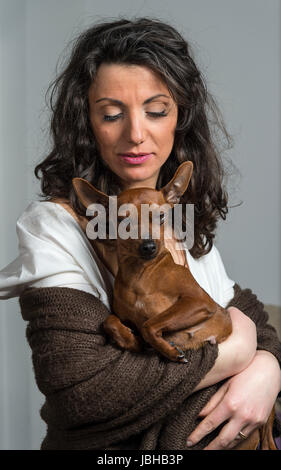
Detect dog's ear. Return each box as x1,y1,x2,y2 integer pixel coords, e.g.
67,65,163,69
73,178,117,246
72,178,109,212
161,161,193,204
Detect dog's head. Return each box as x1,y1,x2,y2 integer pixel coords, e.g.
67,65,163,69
72,161,193,261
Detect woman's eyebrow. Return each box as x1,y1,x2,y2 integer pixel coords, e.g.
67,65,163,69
95,94,171,104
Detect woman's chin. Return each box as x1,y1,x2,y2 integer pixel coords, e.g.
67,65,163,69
117,168,158,189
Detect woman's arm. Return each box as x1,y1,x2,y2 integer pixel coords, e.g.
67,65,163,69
19,285,221,449
193,306,257,392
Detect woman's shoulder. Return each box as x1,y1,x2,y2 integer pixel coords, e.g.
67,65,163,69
17,199,87,238
187,243,224,269
1,199,114,304
186,243,235,308
18,199,65,223
193,244,234,281
198,244,225,267
16,199,93,268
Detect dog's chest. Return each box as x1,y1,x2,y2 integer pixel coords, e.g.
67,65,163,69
135,292,174,315
114,284,177,324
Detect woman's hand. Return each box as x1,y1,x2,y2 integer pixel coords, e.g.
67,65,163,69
186,350,281,450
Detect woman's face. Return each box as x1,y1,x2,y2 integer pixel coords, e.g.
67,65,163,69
88,63,178,190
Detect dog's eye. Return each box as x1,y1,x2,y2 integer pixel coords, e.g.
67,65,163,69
118,214,134,225
159,213,166,225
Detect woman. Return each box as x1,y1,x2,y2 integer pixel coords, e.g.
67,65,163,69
0,17,280,450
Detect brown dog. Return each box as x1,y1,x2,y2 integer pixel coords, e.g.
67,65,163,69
73,162,232,361
72,161,276,450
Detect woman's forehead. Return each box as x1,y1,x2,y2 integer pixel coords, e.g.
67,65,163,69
89,63,172,99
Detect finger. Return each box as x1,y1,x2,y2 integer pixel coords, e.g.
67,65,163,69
203,420,250,450
198,381,230,417
186,401,231,447
231,424,260,450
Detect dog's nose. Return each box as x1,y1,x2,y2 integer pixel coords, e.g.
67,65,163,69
139,240,157,259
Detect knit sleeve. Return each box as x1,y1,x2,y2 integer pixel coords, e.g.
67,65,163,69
19,286,219,450
226,284,281,367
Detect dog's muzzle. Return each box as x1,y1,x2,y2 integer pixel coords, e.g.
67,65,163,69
139,240,157,259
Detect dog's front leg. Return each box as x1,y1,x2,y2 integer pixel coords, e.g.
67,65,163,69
140,297,214,362
103,314,143,352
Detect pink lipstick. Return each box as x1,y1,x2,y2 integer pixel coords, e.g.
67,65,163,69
119,153,153,164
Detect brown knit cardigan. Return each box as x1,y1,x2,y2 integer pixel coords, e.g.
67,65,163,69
19,284,281,450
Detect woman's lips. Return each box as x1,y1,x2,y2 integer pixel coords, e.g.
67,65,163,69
119,153,153,164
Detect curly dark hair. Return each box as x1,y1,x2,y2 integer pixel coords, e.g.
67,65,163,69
34,16,233,259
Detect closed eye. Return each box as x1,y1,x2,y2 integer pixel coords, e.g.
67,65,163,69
103,111,167,122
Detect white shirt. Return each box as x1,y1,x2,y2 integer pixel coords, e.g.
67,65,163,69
0,201,235,310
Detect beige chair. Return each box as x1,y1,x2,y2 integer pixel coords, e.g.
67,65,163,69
265,304,281,342
265,305,281,413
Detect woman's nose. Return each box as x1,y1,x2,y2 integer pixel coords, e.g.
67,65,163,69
125,113,146,144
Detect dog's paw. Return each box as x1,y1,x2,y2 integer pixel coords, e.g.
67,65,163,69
169,341,188,363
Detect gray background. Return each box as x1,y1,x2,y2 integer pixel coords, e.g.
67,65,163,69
0,0,280,450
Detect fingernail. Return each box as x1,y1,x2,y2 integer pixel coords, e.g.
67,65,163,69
186,440,193,447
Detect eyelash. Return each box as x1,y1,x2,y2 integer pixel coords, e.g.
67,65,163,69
103,111,167,122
